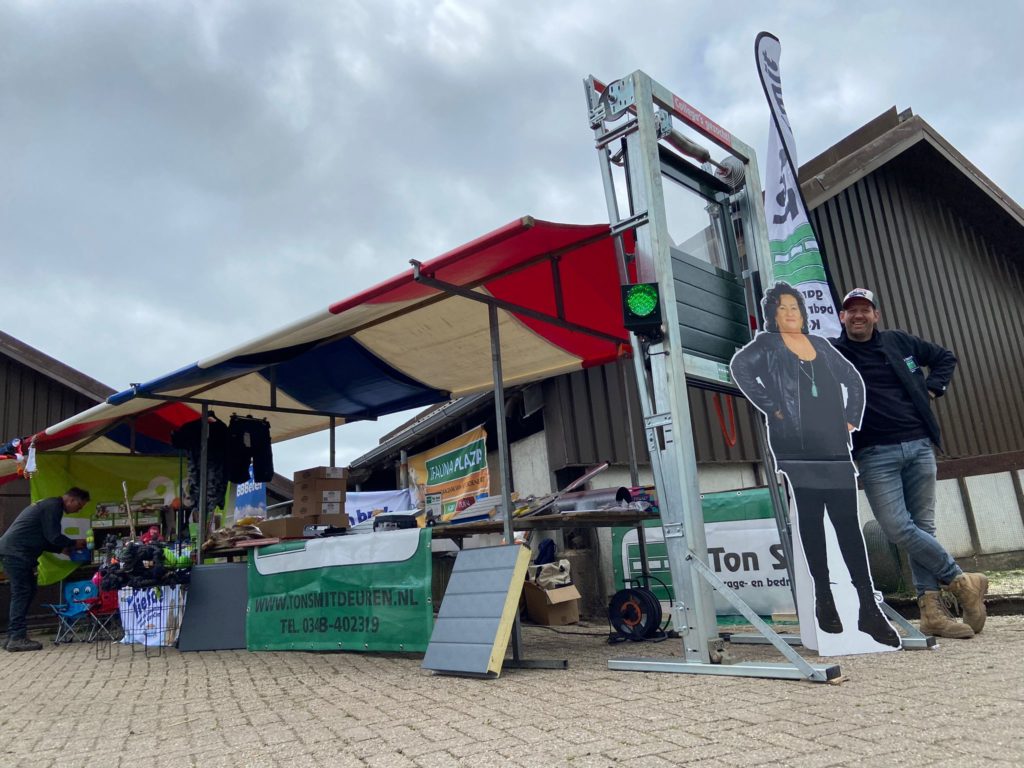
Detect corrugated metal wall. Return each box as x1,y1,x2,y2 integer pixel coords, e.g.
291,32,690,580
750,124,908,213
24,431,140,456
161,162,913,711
542,362,762,469
0,355,98,441
811,151,1024,460
0,353,101,525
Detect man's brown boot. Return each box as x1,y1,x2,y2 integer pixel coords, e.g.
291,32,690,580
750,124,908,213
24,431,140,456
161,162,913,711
918,591,974,639
944,572,988,634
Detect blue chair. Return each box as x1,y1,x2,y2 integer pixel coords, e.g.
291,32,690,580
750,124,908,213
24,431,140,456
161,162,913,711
45,580,97,644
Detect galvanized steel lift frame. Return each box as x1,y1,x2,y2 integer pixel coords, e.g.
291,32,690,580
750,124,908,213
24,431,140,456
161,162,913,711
584,70,845,682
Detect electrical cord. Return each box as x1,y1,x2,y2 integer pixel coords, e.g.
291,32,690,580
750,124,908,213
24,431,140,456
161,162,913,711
528,624,612,637
607,587,665,643
645,572,675,634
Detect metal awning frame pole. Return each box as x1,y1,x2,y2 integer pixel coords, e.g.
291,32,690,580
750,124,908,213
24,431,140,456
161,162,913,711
488,304,521,661
197,403,209,554
329,416,337,467
487,304,567,671
407,262,567,670
410,264,627,346
137,392,350,421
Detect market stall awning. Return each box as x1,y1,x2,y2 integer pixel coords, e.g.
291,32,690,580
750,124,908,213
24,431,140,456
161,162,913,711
4,217,627,482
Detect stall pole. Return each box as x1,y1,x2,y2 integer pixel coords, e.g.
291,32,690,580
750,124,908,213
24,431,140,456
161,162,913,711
488,304,521,659
197,403,210,554
488,304,567,671
330,416,337,467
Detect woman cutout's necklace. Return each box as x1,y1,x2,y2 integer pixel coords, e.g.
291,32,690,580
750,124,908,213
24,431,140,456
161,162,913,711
780,331,816,361
798,358,818,397
782,332,819,397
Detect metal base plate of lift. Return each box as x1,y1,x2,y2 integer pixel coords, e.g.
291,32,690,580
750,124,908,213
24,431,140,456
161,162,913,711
726,602,937,651
609,657,840,681
881,602,937,649
728,632,801,646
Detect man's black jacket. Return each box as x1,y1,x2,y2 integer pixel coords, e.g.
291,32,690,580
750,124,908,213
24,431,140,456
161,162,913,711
0,497,74,561
831,329,957,450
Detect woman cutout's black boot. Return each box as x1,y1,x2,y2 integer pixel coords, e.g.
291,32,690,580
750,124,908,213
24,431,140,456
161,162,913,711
856,586,901,648
814,587,843,634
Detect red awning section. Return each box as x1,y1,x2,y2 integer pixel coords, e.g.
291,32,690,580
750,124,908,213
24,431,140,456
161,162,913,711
1,217,628,484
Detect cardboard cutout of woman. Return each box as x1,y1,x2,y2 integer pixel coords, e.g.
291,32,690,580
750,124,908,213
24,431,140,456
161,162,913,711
730,282,899,653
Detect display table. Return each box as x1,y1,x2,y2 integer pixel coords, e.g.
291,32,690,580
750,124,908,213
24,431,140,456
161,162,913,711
202,537,281,563
429,509,660,540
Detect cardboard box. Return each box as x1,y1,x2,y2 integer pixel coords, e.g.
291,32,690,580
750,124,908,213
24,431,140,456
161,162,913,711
293,479,347,497
522,582,581,626
293,466,348,482
293,498,348,517
293,478,347,517
257,516,312,539
293,486,345,516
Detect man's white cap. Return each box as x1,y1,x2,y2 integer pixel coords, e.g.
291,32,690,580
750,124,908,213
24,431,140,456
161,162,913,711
842,288,877,309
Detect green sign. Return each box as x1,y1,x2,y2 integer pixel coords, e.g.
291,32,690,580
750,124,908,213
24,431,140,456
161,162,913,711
31,452,183,512
426,439,486,484
247,528,433,652
613,487,792,616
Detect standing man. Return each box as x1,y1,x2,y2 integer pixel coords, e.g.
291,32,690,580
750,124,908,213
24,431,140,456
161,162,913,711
0,487,90,651
833,289,986,639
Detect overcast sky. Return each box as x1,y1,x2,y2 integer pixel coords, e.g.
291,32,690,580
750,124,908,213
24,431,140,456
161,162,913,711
2,1,1021,477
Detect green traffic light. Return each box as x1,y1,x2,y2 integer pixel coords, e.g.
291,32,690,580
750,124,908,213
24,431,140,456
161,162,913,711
625,283,659,317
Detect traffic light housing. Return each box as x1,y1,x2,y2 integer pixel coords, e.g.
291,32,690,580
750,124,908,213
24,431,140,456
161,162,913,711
621,282,663,341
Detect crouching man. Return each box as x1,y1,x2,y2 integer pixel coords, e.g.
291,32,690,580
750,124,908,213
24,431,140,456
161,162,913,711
0,487,90,651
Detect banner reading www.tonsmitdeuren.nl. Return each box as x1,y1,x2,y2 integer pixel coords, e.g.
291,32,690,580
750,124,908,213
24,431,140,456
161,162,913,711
756,32,841,339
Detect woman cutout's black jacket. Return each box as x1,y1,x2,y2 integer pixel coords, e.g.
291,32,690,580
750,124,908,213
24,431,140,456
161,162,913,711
731,331,865,450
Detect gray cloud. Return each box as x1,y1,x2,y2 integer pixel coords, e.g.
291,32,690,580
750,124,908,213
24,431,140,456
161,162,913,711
2,0,1020,473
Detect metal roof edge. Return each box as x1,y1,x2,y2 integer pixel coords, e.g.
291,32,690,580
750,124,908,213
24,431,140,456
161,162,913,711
799,113,1024,229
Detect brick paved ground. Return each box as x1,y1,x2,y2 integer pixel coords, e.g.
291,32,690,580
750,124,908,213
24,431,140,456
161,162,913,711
1,616,1022,768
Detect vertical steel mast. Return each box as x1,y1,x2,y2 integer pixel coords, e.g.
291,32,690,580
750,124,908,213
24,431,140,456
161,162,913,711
584,71,838,681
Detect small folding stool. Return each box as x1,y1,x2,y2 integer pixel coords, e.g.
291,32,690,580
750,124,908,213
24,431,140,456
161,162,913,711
44,580,96,644
85,589,122,642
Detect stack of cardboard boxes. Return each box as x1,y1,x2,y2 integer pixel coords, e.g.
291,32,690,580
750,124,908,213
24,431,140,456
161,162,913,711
292,466,349,527
258,466,349,539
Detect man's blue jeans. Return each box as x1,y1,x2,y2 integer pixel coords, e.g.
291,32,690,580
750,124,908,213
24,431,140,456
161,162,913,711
2,555,38,639
854,438,961,595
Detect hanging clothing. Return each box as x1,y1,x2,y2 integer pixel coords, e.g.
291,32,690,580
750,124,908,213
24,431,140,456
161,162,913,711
171,415,230,516
227,415,274,483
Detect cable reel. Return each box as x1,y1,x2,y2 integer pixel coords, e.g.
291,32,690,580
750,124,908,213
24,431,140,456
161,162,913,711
607,587,663,642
